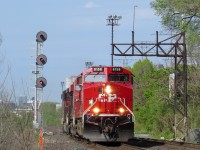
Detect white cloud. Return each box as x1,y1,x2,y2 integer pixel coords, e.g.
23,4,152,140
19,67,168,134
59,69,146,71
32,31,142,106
84,2,100,9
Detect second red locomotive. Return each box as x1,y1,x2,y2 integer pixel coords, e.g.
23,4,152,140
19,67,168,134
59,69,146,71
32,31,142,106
62,66,134,141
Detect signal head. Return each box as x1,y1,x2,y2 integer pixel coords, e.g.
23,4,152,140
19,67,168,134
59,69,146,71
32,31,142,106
36,31,47,42
36,77,47,88
36,54,47,66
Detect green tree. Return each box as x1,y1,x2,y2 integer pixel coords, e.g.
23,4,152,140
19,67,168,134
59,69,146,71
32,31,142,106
151,0,200,67
41,102,61,126
187,66,200,128
131,58,175,138
151,0,200,134
134,68,174,138
132,58,154,105
151,0,200,32
132,58,154,78
125,66,132,73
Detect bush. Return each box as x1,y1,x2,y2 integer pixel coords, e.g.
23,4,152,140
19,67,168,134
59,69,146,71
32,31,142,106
40,102,61,126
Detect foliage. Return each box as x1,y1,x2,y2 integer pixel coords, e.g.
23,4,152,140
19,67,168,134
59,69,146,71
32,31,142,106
40,102,61,126
187,66,200,128
125,66,132,73
151,0,200,67
132,58,154,78
133,65,174,138
151,0,200,32
150,1,200,138
130,58,200,139
0,105,38,150
0,51,38,149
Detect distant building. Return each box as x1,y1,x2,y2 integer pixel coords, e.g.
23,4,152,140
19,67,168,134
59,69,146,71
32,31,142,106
169,73,175,98
21,100,33,110
56,103,62,110
17,96,28,106
154,64,164,69
0,100,16,110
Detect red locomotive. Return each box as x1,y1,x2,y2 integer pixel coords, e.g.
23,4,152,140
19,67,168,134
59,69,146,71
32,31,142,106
62,66,134,141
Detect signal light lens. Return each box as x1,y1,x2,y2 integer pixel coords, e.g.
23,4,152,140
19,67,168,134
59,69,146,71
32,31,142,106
93,107,100,114
105,85,112,94
40,58,45,62
40,35,44,38
119,108,125,114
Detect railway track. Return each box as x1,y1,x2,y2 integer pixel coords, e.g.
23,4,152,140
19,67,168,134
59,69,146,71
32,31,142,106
127,137,200,150
94,137,200,150
43,126,200,150
94,142,145,150
120,143,146,150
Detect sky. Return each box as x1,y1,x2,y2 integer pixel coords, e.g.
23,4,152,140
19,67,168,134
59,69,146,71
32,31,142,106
0,0,162,103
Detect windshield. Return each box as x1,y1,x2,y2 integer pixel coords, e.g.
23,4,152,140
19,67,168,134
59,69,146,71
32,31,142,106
85,74,106,82
108,74,130,82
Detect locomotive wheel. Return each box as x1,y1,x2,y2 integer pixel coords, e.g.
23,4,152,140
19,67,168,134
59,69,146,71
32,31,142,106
77,120,83,136
63,123,70,135
70,125,77,136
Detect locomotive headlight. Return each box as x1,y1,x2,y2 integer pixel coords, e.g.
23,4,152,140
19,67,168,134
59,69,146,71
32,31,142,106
119,108,125,114
93,107,100,114
105,85,112,94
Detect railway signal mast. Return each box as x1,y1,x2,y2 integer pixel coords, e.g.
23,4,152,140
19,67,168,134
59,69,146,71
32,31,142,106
106,15,121,66
33,31,47,128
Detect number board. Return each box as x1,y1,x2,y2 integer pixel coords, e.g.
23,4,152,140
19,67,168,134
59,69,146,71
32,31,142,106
93,67,104,72
112,67,122,72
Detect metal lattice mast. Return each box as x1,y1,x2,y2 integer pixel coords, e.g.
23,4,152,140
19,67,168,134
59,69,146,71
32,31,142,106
112,31,188,140
107,15,121,66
